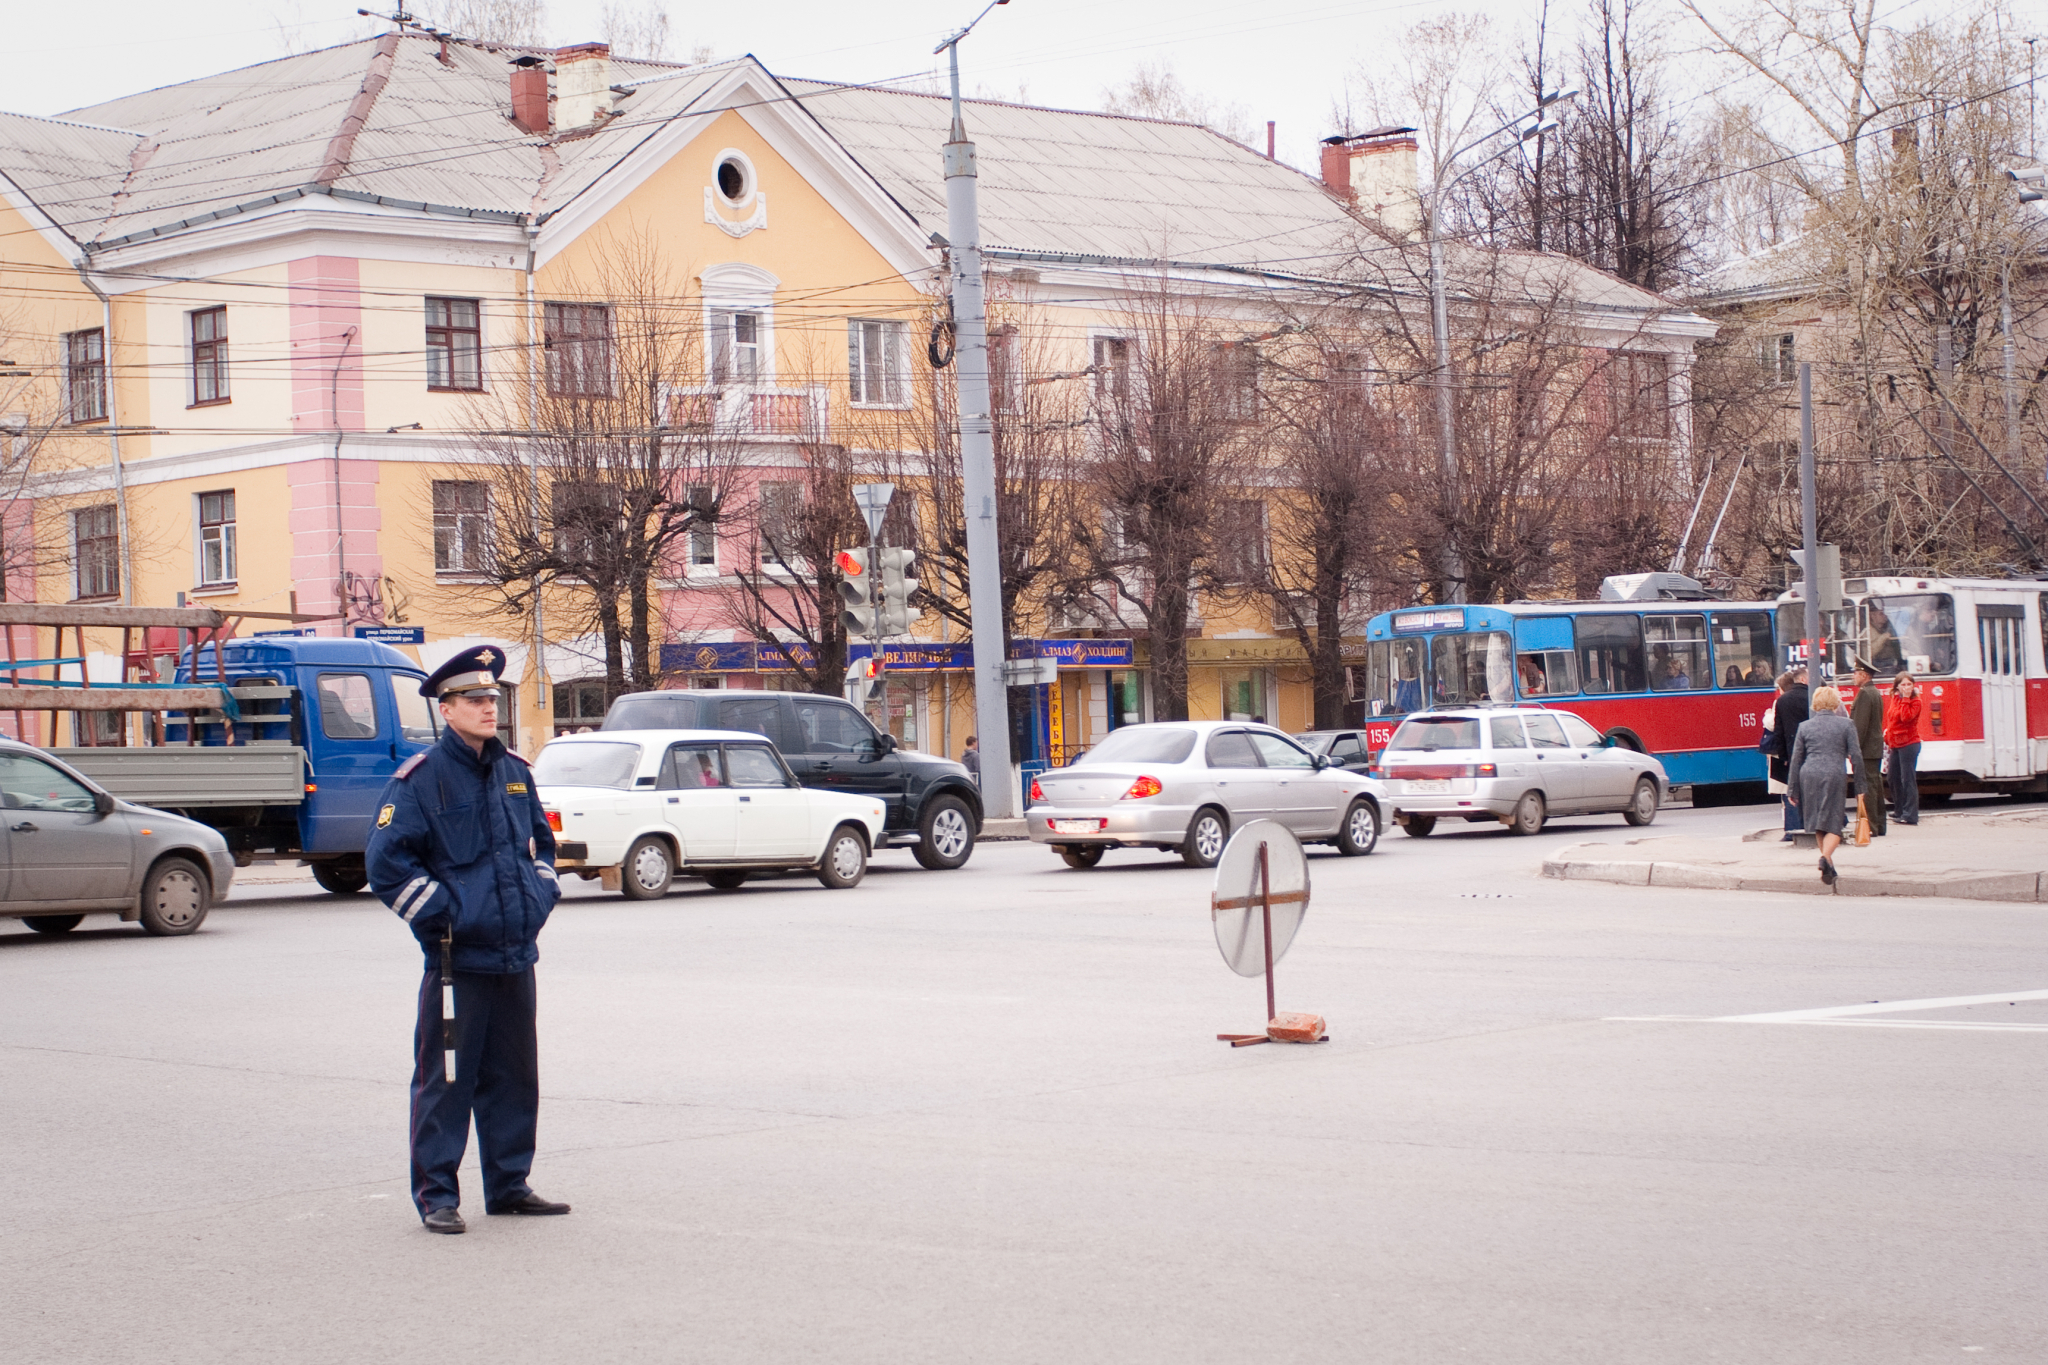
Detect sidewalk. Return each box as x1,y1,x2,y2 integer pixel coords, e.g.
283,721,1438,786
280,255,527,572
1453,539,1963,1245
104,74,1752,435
1542,807,2048,901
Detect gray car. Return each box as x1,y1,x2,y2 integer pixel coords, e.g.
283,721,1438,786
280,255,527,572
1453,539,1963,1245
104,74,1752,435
1,738,234,937
1378,706,1666,837
1026,721,1388,869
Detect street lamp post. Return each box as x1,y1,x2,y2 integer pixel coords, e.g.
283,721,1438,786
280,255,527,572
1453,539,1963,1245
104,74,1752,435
936,0,1017,819
1425,90,1576,604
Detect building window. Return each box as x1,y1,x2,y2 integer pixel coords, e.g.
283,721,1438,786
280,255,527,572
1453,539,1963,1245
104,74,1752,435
1213,343,1258,420
552,483,621,567
426,298,483,391
712,310,762,384
1615,351,1671,440
1759,332,1795,384
433,480,491,573
65,329,106,424
188,307,229,406
847,319,905,405
757,480,804,565
544,302,613,397
1092,336,1130,401
553,680,609,735
198,490,236,585
1216,500,1268,583
685,484,717,568
73,504,119,599
991,326,1023,415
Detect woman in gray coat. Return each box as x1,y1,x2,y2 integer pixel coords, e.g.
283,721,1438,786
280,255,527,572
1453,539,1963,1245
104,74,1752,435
1787,685,1868,886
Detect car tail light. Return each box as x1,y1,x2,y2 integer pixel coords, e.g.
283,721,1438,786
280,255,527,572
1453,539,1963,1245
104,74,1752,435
1367,767,1383,779
545,810,563,832
1476,763,1496,777
1120,775,1163,800
1028,777,1045,802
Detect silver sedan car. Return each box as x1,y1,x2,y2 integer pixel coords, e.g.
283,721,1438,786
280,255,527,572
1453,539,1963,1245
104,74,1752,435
1,738,233,936
1377,706,1667,837
1026,721,1388,869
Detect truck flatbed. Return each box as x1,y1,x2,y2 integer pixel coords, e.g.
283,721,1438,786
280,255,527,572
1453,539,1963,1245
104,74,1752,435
49,745,310,808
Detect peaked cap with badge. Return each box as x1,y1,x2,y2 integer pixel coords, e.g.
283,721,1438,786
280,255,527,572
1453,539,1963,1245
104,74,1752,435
422,646,507,699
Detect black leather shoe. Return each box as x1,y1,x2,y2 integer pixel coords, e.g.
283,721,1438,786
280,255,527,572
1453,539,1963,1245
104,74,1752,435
423,1207,466,1235
487,1191,571,1216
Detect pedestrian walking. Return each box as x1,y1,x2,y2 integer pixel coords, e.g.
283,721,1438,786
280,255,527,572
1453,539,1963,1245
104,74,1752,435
1884,669,1924,825
1787,685,1869,887
961,735,980,785
366,647,569,1235
1847,661,1887,838
1767,667,1810,842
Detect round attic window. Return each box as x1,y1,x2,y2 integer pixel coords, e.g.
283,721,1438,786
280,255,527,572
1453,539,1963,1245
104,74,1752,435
716,156,751,204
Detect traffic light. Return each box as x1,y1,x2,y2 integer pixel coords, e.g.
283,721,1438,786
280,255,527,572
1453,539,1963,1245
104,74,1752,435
876,547,918,635
836,548,878,638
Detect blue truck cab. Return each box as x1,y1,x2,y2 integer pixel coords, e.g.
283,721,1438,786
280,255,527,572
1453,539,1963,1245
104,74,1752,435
161,637,436,892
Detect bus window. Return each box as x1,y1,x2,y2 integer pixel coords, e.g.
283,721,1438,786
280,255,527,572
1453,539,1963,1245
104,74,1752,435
1577,615,1645,694
1710,610,1774,687
1516,649,1576,696
1775,602,1854,676
1364,638,1427,715
1644,614,1708,691
1432,631,1513,704
1863,595,1955,675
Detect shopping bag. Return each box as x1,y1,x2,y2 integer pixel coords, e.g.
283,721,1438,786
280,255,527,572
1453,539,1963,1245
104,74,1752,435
1854,794,1872,847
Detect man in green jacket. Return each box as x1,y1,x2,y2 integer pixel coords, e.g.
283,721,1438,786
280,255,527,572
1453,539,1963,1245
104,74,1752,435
1849,660,1887,837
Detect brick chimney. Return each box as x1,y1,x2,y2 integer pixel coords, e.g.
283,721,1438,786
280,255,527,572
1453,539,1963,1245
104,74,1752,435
1321,127,1422,238
554,42,613,130
509,56,549,135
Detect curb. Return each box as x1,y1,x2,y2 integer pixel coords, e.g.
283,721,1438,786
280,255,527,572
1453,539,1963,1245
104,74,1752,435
1541,855,2048,901
979,817,1031,842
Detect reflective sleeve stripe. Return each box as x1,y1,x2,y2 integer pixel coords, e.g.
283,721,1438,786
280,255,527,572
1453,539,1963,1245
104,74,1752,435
394,878,440,922
533,862,558,882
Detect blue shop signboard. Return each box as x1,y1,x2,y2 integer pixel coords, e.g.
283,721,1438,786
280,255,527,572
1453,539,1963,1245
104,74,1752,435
660,637,1132,674
352,626,426,645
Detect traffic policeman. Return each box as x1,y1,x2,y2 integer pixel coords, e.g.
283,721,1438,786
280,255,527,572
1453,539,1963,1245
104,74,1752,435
366,646,569,1235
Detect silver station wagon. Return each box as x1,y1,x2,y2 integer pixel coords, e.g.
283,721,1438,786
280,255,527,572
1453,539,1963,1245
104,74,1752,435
1026,721,1388,869
1377,706,1667,837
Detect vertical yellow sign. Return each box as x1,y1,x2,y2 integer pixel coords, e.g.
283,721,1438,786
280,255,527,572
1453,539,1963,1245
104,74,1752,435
1048,672,1065,763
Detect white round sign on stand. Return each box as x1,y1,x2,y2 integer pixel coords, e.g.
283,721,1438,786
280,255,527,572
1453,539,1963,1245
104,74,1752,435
1209,820,1325,1046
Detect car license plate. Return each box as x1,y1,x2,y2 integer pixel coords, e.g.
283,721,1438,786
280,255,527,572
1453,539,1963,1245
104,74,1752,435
1052,819,1100,834
1404,779,1451,794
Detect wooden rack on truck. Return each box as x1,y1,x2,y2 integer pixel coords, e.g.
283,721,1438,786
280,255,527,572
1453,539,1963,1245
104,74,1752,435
0,602,336,746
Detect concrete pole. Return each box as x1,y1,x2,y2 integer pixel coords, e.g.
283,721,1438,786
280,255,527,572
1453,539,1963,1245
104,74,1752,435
942,38,1016,819
1426,214,1466,604
1799,362,1821,677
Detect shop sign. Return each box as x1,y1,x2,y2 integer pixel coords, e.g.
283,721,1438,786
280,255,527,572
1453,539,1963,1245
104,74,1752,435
353,626,426,644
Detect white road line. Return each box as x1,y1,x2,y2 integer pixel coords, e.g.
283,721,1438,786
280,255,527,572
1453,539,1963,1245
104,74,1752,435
1716,989,2048,1022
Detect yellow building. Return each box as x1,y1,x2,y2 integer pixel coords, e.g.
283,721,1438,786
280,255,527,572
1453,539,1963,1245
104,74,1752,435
0,33,1713,767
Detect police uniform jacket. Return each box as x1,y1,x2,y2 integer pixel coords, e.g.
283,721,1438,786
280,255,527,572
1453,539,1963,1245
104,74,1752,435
366,724,560,973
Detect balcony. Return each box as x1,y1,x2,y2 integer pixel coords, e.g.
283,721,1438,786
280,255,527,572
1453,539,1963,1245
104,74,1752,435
662,385,829,442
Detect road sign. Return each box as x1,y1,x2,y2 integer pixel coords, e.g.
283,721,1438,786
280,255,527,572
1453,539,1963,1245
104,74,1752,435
353,626,425,644
1003,656,1057,686
1210,820,1324,1046
851,483,894,541
253,627,318,638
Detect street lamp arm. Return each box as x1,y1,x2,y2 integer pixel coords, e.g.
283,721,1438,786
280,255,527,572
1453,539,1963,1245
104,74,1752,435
934,0,1010,55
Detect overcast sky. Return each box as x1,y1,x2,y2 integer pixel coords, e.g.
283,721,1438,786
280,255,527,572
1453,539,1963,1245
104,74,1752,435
12,0,1566,172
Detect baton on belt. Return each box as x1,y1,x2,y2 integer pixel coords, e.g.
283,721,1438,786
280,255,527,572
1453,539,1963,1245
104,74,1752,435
439,930,458,1084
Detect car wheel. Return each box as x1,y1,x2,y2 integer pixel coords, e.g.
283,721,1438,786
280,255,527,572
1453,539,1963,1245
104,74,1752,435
1336,800,1379,856
912,794,975,870
1509,791,1547,836
1399,813,1436,838
817,825,868,889
1180,807,1229,868
1059,844,1106,869
704,869,748,890
312,857,368,894
1623,776,1660,827
24,914,84,935
620,836,674,900
138,857,210,936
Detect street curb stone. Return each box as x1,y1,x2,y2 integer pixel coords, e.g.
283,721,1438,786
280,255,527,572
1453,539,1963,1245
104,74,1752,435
1543,853,2048,901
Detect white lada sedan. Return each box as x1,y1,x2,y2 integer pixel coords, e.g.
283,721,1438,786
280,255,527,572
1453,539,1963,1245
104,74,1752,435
1026,721,1388,869
535,729,888,896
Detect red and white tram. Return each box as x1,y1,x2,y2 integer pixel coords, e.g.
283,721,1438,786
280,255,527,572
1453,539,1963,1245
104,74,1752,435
1775,575,2048,794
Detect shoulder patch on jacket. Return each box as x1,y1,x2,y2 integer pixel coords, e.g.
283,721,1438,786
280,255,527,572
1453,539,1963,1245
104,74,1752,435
376,804,396,828
395,752,428,779
503,749,528,767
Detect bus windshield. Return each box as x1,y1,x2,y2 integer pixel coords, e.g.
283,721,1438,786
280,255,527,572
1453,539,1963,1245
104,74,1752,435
1361,637,1428,716
1776,596,1955,676
1431,632,1513,704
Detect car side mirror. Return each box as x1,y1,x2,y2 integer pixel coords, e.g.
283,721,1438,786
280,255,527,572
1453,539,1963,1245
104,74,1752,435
93,791,116,816
1312,754,1330,770
1600,735,1617,749
879,733,898,754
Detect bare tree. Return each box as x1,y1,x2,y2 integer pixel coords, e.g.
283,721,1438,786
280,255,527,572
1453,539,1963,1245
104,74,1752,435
1101,62,1256,145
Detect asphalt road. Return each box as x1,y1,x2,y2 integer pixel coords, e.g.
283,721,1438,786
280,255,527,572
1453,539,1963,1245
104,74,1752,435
4,800,2044,1364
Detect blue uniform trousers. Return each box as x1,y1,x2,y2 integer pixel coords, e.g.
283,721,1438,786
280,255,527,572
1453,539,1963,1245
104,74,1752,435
410,966,539,1217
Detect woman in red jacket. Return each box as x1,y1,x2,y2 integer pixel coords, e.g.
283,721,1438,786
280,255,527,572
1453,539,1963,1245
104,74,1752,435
1883,670,1924,826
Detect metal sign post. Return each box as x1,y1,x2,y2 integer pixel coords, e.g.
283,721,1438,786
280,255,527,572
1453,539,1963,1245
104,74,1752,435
1209,820,1325,1046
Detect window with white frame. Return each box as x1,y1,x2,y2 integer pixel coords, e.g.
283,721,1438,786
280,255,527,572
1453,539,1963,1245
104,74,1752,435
991,326,1024,415
198,490,236,585
712,310,762,384
1092,336,1131,401
433,480,491,573
65,329,106,424
1215,499,1268,583
848,319,906,405
190,307,229,406
544,302,613,397
1758,332,1795,384
757,481,805,565
1213,342,1258,420
685,484,717,568
73,504,118,599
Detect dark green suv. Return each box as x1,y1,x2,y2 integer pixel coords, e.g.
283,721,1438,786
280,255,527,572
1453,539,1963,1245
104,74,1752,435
600,690,982,869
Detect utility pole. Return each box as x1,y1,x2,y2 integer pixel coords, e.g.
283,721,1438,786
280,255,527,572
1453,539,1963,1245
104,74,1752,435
1798,363,1821,678
937,0,1016,819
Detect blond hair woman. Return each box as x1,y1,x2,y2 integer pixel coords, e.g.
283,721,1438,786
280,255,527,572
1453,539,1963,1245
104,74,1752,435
1787,685,1869,886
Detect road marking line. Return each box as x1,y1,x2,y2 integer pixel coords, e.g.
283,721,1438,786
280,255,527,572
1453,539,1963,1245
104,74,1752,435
1606,990,2048,1033
1716,989,2048,1022
1604,1016,2048,1033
